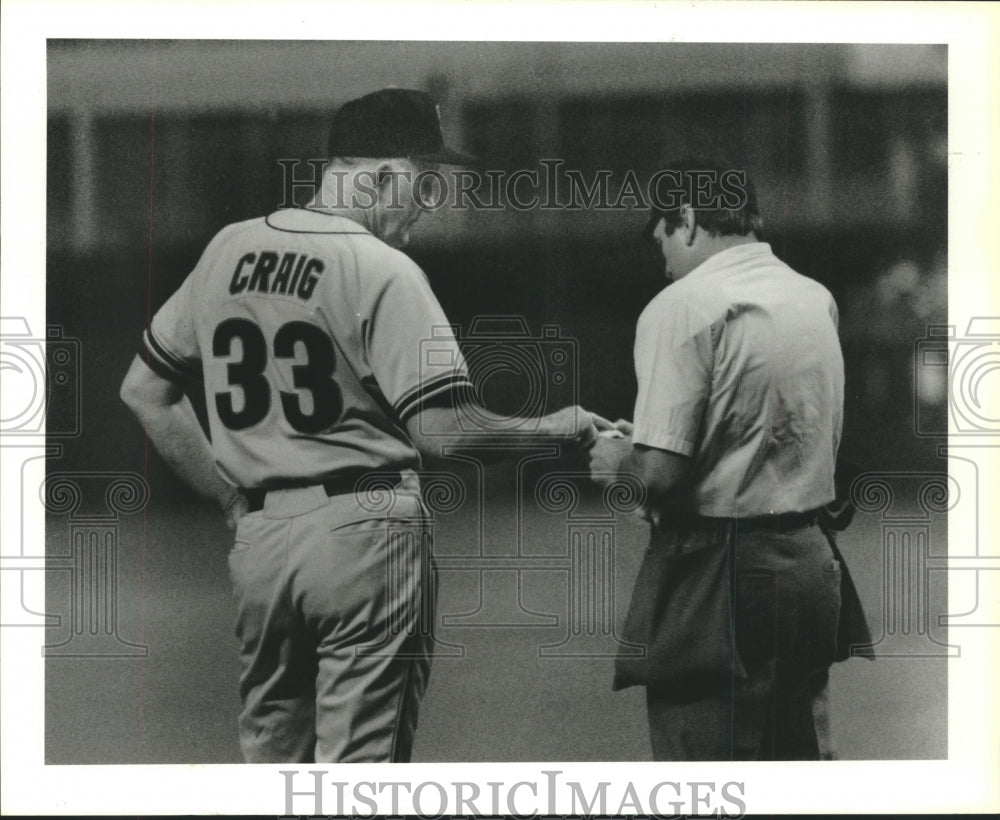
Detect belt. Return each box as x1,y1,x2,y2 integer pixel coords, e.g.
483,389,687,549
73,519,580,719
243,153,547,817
692,509,821,533
242,470,403,513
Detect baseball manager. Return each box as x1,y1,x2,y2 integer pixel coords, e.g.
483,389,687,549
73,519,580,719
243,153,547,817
121,88,598,763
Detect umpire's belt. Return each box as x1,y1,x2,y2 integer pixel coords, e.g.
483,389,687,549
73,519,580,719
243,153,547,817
687,509,820,533
242,470,402,513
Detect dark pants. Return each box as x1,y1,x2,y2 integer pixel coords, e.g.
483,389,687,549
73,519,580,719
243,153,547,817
638,519,842,761
647,661,834,760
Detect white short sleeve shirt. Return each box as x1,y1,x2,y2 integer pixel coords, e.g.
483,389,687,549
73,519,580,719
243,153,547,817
633,242,843,517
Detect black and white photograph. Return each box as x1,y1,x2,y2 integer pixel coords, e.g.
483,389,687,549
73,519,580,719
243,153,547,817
2,1,998,816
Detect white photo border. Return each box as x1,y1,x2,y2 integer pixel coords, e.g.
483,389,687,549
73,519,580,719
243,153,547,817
2,0,998,815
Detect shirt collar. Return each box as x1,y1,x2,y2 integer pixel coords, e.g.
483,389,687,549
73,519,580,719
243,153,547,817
265,207,372,235
684,242,774,281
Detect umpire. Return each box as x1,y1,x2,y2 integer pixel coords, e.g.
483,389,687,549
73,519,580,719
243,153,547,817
588,159,870,760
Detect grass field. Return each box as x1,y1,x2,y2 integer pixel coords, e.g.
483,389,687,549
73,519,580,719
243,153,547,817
44,481,948,763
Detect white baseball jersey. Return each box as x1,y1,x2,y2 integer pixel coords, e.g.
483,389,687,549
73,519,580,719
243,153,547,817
142,207,472,488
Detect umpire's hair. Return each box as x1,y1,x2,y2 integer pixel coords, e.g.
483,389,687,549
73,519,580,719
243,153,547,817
645,157,764,239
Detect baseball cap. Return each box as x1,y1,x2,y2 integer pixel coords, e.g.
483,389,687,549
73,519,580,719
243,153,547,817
327,88,477,165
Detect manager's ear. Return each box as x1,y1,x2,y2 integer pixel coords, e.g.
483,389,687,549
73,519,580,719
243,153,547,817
373,161,396,194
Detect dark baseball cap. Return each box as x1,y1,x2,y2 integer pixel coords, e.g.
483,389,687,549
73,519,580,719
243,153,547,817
327,88,477,165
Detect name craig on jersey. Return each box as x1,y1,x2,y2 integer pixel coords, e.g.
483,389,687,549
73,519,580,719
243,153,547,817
229,251,324,300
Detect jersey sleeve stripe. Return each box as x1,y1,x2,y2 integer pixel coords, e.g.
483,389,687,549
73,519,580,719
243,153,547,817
139,341,189,383
394,372,475,423
143,329,203,380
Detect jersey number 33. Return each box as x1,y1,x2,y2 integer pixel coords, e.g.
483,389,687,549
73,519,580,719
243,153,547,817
212,318,343,434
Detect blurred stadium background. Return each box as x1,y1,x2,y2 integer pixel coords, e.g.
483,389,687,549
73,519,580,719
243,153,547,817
44,40,949,763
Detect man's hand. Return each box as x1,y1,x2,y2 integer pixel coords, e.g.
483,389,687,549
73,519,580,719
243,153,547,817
499,403,605,448
560,405,606,448
121,355,244,522
587,433,633,486
223,489,250,532
612,418,634,436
